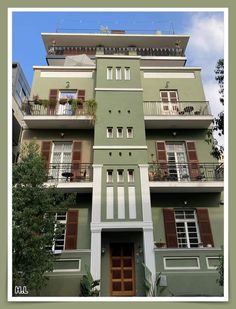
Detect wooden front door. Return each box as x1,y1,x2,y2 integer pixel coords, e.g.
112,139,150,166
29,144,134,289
110,243,135,296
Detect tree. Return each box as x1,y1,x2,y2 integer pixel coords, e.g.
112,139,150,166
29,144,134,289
206,59,224,159
13,142,75,295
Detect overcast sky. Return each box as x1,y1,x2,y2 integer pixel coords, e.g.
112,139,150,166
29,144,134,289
12,10,225,144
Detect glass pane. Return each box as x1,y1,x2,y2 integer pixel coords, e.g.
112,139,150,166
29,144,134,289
112,259,121,267
123,258,132,267
112,282,121,291
124,282,133,291
112,270,121,279
123,270,132,279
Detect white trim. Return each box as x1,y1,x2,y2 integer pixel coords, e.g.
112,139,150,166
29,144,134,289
141,56,186,61
117,187,125,219
91,221,153,231
97,55,141,59
33,66,96,70
106,187,114,219
141,66,201,71
90,230,101,281
93,145,147,150
128,187,136,219
164,257,200,270
40,71,93,78
144,72,195,79
139,165,153,221
91,165,102,223
95,88,143,91
53,259,81,272
143,229,156,290
206,256,219,270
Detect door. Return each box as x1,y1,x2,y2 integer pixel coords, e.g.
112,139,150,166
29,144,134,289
110,243,135,296
166,143,189,181
160,91,179,115
49,142,72,181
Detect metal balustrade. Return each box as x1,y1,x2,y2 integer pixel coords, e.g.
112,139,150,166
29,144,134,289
47,163,93,182
143,101,211,116
148,162,223,182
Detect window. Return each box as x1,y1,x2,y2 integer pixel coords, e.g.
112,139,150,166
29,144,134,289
124,67,131,80
107,170,113,183
53,212,67,251
127,170,134,182
58,90,77,115
107,127,113,138
107,67,113,80
160,90,179,115
117,127,123,138
174,209,200,248
116,67,122,80
117,169,124,182
127,127,133,138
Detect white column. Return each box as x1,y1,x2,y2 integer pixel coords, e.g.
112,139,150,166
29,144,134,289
143,227,156,291
139,164,152,222
91,164,103,223
90,228,102,281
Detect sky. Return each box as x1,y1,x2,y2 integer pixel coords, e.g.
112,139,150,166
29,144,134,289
12,10,225,144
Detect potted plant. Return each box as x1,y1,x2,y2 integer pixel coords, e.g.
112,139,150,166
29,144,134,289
154,240,166,249
41,99,49,109
59,98,68,105
71,99,78,115
86,99,97,122
33,95,42,105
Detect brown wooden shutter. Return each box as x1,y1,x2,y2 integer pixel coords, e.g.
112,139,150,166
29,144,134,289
71,141,82,181
77,90,85,112
163,208,178,248
196,209,214,247
48,89,58,115
156,141,168,177
186,141,200,180
41,141,52,172
65,210,78,250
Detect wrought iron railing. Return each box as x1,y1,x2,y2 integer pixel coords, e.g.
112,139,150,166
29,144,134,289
47,163,93,182
47,45,185,57
148,162,223,182
22,101,89,116
143,101,211,116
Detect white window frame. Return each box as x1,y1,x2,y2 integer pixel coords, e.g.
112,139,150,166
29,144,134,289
127,127,134,138
206,257,219,270
53,259,81,272
164,257,200,270
124,67,131,80
117,127,123,138
58,90,77,115
127,169,135,183
116,67,122,80
107,67,113,80
160,90,179,115
107,170,113,183
174,209,201,248
52,212,67,252
107,127,113,138
117,169,124,183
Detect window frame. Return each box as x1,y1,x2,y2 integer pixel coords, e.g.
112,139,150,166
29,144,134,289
127,169,135,183
124,67,131,80
117,127,124,138
107,67,113,80
116,67,122,80
127,127,134,138
52,212,67,252
107,127,114,138
117,169,124,183
107,169,114,183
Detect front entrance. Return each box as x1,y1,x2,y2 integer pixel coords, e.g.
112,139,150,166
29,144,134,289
110,243,135,296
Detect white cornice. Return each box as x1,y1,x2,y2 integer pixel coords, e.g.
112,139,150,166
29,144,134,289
141,66,201,71
33,66,96,70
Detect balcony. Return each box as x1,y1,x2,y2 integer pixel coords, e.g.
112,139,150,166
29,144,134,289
23,101,93,129
45,163,93,192
143,101,213,129
148,162,224,193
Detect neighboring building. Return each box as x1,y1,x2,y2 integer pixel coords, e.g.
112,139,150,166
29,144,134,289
21,30,224,297
12,63,30,162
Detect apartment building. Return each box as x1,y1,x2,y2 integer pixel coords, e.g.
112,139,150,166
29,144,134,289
21,30,224,297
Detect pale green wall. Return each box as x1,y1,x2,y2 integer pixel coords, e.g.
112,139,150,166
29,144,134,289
31,69,95,100
142,70,206,101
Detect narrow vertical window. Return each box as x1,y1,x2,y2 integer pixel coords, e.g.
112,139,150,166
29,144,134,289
117,169,124,182
117,127,123,138
124,67,131,80
116,67,122,80
107,67,113,80
107,170,113,183
127,170,134,182
127,127,133,138
107,127,113,138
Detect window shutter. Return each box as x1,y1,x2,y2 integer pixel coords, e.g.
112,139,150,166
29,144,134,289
48,89,58,114
65,210,78,250
163,208,178,248
71,141,82,180
196,209,214,247
77,90,85,110
156,141,168,177
41,141,52,171
186,141,200,180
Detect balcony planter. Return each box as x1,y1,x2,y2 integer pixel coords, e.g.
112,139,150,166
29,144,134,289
71,99,78,115
59,98,68,105
86,99,97,122
33,95,42,105
154,241,167,249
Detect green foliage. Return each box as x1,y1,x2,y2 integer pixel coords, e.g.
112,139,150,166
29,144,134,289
80,265,100,296
205,129,224,160
217,254,224,287
86,99,97,122
13,141,76,295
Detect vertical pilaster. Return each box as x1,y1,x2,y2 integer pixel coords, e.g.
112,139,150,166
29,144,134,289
90,228,102,281
139,164,152,222
91,164,103,223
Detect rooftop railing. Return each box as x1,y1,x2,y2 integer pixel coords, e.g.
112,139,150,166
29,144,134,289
47,45,184,57
148,162,223,182
143,101,211,116
47,163,93,183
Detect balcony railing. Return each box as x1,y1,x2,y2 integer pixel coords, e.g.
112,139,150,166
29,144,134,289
47,45,184,57
148,162,223,182
23,101,89,116
143,101,211,116
47,163,93,182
